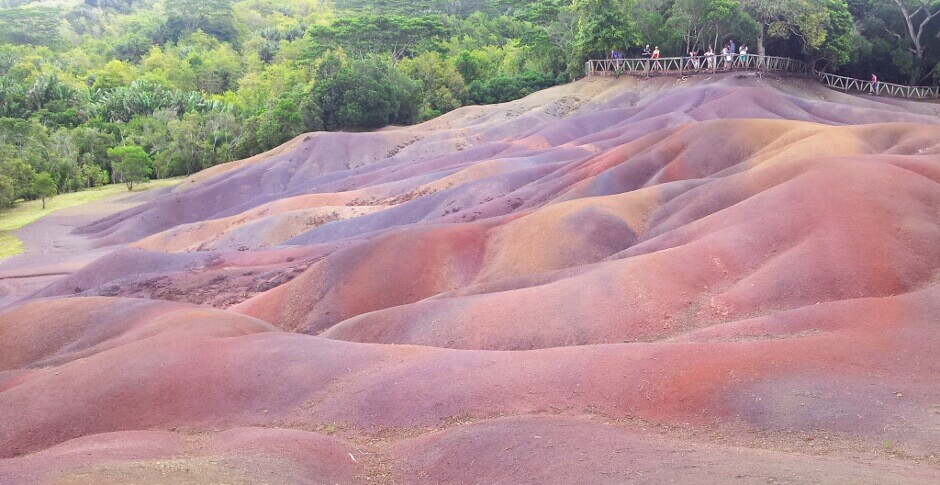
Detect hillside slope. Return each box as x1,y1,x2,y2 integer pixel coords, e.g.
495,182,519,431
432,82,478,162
1,73,939,483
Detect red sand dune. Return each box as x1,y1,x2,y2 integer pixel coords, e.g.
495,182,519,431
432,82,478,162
1,74,939,483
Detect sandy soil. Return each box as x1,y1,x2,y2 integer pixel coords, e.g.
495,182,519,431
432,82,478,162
0,188,173,308
1,74,939,483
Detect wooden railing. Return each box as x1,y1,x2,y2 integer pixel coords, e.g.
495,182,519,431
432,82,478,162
585,54,940,100
815,71,939,99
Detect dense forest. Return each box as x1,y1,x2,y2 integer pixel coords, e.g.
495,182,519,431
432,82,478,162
1,0,939,208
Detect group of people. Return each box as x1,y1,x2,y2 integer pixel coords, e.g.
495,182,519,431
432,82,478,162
607,41,883,96
608,40,753,72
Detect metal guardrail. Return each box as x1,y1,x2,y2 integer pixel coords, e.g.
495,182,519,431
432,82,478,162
585,54,940,100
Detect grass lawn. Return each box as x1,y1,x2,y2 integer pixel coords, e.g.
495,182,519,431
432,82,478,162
0,177,183,260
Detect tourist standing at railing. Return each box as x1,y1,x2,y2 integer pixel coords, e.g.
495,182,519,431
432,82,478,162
641,44,651,71
871,74,879,95
687,48,700,71
652,46,662,71
705,47,716,71
721,45,731,71
729,39,736,58
738,45,748,69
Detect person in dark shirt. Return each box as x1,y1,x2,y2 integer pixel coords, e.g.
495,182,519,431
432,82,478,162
640,45,653,72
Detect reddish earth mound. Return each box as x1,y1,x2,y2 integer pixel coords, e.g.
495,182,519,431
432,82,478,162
0,427,360,484
1,74,938,482
392,416,940,484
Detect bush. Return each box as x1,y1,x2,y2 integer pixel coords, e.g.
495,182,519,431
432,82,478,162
80,163,110,188
468,71,555,105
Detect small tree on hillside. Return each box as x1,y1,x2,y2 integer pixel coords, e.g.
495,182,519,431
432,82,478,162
31,172,57,209
108,145,152,191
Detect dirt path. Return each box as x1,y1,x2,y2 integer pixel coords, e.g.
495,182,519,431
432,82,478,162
0,188,174,309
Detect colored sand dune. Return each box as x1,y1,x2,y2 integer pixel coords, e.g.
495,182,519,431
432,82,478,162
1,73,939,483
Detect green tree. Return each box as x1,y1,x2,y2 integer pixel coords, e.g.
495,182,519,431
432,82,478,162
43,128,82,193
108,145,152,190
810,0,858,69
0,145,36,207
668,0,754,53
71,126,118,175
23,72,75,115
165,0,239,42
0,174,15,208
454,49,497,84
113,33,153,62
124,110,174,160
468,71,555,104
161,111,246,175
516,2,578,79
0,7,62,47
163,113,208,175
573,0,641,60
30,172,57,209
741,0,795,56
79,163,110,188
741,0,836,58
91,59,135,91
306,14,447,60
399,51,470,120
883,0,940,83
0,75,27,118
314,57,421,130
0,118,50,179
252,92,308,150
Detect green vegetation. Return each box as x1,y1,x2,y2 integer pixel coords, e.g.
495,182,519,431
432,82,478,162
0,0,937,213
574,0,640,59
30,172,56,208
108,145,152,190
0,177,182,260
0,232,20,260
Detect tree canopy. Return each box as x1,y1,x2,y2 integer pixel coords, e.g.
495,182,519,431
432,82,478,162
108,145,152,190
315,57,421,130
573,0,641,59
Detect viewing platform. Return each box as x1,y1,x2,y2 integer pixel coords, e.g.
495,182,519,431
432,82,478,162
586,55,940,100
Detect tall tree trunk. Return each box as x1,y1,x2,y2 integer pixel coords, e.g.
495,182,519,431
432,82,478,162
757,22,767,56
912,52,924,85
892,0,940,84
